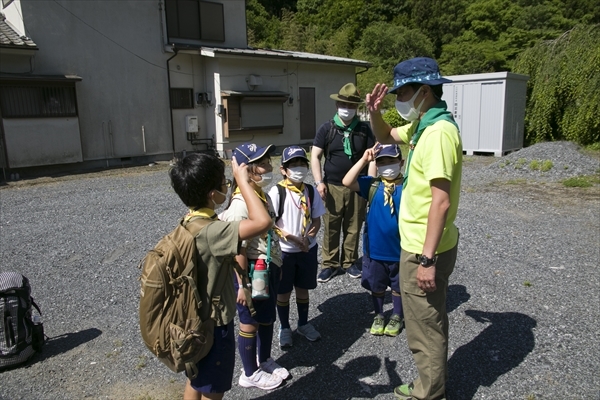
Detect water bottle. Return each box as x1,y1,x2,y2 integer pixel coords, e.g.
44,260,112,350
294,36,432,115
251,260,269,299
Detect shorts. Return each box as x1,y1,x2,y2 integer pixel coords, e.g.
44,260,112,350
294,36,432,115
361,255,400,293
234,262,280,325
189,321,235,394
278,245,319,294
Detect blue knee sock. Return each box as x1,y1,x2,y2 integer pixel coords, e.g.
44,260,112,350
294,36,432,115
371,292,384,315
392,291,404,318
238,330,257,376
257,323,274,364
277,299,291,329
296,297,309,326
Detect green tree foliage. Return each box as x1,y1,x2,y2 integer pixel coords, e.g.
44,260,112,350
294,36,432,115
513,24,600,145
353,22,435,108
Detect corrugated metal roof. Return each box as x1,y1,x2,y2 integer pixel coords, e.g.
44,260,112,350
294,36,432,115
196,46,371,67
0,13,37,49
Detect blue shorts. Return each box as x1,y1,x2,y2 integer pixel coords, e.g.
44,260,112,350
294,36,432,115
234,262,280,325
278,245,319,294
189,321,235,394
361,255,400,293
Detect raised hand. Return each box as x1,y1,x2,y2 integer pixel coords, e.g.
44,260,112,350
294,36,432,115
365,84,389,114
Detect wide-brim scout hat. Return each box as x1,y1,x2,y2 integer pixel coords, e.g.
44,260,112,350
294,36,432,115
281,146,309,163
232,143,275,165
376,144,402,160
330,83,363,104
388,57,452,94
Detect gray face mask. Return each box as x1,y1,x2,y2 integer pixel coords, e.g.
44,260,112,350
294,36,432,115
253,172,273,188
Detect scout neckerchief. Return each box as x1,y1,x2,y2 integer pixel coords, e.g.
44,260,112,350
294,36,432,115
333,114,360,160
403,101,458,189
278,179,311,236
184,207,217,222
381,177,404,215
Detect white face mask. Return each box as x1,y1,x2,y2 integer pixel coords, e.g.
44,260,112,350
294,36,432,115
337,107,356,121
287,166,308,183
377,163,401,180
395,87,425,121
253,171,273,188
211,189,228,208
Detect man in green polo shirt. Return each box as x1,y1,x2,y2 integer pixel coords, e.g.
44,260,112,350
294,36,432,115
366,57,462,400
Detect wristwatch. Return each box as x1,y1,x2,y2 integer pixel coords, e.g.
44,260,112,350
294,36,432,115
418,254,437,267
314,181,323,186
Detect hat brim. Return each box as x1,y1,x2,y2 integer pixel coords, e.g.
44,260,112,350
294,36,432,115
246,144,275,163
330,94,364,104
387,77,453,94
283,153,309,163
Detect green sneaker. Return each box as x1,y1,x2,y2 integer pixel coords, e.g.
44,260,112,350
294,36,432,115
384,314,404,337
393,383,413,399
370,314,385,335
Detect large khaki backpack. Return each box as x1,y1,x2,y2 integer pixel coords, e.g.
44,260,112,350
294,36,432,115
138,217,216,379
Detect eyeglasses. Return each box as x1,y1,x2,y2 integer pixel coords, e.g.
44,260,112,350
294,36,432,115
222,178,232,188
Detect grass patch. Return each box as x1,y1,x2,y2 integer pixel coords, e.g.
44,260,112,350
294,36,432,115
505,178,527,185
540,160,553,172
136,355,147,370
523,281,532,287
514,158,527,169
529,160,540,170
562,176,597,187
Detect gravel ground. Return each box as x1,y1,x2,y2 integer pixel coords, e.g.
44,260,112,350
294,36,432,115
0,141,598,400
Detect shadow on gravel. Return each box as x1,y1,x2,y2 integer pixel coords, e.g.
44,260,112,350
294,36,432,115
447,284,471,313
253,292,402,399
31,328,103,364
447,310,536,399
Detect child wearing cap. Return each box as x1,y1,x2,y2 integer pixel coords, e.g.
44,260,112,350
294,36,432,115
220,143,288,390
267,146,326,349
342,143,405,336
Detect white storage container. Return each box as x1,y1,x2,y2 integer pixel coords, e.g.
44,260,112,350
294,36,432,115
442,72,529,156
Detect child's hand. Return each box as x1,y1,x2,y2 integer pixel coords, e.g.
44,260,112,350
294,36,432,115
232,158,249,183
236,287,247,306
362,146,378,163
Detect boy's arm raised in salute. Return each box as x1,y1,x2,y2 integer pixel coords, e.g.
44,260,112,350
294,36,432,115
342,145,378,192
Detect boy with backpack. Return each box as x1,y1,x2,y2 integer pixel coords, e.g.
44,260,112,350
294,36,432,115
167,153,273,400
267,146,326,348
342,144,405,336
220,143,288,390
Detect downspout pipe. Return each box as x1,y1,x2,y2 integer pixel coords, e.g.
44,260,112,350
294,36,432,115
166,46,178,159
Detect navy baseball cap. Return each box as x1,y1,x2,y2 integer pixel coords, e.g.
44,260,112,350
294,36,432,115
388,57,452,94
232,143,275,165
281,146,308,163
376,144,402,160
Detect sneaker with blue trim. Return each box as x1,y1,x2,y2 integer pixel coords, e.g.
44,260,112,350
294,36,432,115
279,327,293,348
259,357,290,380
317,267,339,283
239,367,283,390
346,264,361,279
296,323,321,341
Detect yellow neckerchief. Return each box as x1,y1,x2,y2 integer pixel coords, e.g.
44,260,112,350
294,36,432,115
184,207,217,222
279,178,310,236
233,186,268,205
382,176,404,215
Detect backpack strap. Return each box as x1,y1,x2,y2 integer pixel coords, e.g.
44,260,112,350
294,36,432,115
323,120,337,160
276,184,286,223
368,177,382,205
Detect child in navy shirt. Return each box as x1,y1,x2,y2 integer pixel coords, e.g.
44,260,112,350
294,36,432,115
268,146,326,348
342,144,405,336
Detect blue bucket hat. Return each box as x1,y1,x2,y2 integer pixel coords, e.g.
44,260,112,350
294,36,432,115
388,57,452,94
281,146,308,164
232,143,275,165
376,144,402,160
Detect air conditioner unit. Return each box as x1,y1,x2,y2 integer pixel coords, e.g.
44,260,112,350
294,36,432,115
248,75,262,86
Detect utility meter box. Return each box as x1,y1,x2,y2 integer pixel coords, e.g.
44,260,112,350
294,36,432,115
185,115,198,133
442,72,529,156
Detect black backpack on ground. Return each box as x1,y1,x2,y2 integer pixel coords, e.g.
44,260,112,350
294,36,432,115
0,272,45,370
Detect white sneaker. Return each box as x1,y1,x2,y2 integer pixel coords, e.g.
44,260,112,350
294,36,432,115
238,367,283,390
260,357,290,380
279,327,293,348
297,323,321,341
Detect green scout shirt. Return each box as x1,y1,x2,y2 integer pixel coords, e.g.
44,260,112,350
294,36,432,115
194,219,241,326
